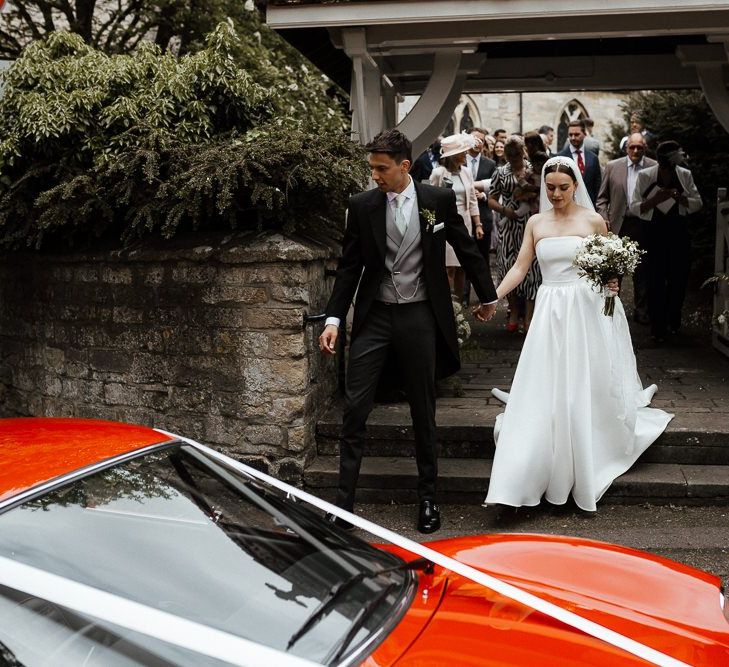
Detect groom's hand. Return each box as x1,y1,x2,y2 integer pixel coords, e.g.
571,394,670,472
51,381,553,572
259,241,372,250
319,324,338,355
472,302,497,322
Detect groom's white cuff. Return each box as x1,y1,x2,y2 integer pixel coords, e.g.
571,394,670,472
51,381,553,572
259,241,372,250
482,300,498,305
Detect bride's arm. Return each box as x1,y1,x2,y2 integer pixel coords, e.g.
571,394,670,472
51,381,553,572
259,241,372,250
594,214,609,236
594,214,618,292
495,218,538,299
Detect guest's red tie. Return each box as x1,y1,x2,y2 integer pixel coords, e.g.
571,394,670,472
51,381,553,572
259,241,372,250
576,150,585,175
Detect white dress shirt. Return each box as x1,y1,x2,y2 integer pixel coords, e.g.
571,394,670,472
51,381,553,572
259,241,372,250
626,156,644,209
570,145,584,162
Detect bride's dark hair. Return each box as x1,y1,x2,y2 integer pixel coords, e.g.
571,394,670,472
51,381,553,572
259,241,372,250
543,162,577,183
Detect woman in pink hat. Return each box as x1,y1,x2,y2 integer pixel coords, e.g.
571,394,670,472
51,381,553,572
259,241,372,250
429,133,483,300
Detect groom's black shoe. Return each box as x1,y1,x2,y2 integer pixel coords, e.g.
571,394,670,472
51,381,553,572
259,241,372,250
324,512,355,532
417,500,441,534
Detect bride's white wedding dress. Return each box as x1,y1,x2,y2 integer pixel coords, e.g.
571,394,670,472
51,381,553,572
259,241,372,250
485,235,674,512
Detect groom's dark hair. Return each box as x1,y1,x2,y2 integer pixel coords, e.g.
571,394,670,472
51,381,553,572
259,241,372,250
365,129,412,164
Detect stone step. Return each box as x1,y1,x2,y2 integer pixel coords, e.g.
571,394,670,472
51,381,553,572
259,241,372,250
303,456,729,505
316,407,729,465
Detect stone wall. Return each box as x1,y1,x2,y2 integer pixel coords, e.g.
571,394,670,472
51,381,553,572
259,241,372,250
0,232,339,481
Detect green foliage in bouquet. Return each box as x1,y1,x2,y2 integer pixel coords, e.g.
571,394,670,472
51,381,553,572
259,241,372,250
0,22,366,248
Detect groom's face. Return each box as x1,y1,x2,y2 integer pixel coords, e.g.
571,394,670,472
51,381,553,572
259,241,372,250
369,153,411,193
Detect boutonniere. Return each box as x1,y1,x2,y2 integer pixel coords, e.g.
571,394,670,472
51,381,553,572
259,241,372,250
420,208,437,232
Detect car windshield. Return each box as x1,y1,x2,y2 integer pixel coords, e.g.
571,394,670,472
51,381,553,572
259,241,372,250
0,443,414,666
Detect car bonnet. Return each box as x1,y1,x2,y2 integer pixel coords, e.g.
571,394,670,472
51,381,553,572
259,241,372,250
0,417,172,503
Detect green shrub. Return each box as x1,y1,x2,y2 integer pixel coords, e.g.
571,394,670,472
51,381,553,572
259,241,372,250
0,23,367,248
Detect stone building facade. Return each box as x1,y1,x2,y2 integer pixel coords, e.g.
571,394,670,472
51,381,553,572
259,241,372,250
400,90,629,163
0,232,339,481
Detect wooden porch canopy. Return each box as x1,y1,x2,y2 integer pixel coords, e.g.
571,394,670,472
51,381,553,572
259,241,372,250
267,0,729,155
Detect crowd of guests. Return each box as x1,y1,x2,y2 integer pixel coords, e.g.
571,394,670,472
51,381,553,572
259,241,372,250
411,115,702,343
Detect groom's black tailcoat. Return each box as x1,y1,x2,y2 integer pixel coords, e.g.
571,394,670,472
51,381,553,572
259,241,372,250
326,181,497,510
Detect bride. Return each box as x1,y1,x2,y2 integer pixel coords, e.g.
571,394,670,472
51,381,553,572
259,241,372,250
484,156,673,512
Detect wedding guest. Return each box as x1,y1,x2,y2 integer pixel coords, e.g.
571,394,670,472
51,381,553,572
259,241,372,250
410,140,441,183
596,132,655,324
521,132,548,216
482,134,496,159
558,119,601,205
620,113,656,155
493,139,506,166
583,118,600,157
488,136,542,333
468,128,497,272
631,140,702,342
430,133,483,300
493,129,508,144
538,125,555,155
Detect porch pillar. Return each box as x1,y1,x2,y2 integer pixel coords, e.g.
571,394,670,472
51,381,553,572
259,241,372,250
396,51,469,158
677,41,729,134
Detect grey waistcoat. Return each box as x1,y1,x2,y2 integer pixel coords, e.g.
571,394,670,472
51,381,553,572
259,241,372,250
377,197,429,304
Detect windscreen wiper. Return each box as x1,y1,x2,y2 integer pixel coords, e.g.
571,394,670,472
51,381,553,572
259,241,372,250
286,557,433,651
327,582,398,666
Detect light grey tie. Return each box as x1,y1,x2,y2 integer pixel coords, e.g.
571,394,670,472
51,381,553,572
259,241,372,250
471,156,478,177
395,193,407,236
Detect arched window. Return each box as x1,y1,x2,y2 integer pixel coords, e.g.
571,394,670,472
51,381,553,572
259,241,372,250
557,99,589,150
444,96,481,136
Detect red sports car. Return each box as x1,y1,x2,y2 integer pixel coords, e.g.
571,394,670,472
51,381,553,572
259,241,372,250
0,417,727,667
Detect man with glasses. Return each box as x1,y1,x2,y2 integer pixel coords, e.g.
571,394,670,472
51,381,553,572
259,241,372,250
596,133,656,324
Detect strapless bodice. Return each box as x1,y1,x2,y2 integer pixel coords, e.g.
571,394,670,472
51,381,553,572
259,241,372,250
535,235,583,285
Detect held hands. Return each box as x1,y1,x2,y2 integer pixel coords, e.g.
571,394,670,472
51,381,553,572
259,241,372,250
318,324,338,355
472,302,497,322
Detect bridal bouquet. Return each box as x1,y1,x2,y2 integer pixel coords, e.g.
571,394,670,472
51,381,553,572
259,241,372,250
573,233,644,316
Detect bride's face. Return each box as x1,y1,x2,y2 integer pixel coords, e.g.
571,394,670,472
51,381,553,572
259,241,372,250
545,172,577,208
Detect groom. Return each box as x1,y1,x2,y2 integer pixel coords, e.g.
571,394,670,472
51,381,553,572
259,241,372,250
319,129,497,533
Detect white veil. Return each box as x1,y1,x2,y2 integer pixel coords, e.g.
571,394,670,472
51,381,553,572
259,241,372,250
538,156,595,213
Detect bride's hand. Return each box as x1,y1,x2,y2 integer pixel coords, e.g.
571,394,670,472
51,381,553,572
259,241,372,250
605,277,619,295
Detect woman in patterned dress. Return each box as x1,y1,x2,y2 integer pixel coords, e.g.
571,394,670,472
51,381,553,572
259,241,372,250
488,135,542,332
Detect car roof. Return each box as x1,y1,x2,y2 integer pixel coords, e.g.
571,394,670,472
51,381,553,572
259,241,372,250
0,417,172,502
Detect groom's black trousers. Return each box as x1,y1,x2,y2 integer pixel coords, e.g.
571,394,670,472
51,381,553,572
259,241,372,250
336,300,437,511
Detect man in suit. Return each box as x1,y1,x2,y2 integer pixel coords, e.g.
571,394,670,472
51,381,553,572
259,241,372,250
596,132,656,324
558,119,602,205
319,129,497,533
583,118,601,157
409,140,441,183
538,125,555,156
467,127,497,268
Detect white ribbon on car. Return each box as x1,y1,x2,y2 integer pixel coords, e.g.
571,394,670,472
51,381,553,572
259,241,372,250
164,433,691,667
0,556,318,667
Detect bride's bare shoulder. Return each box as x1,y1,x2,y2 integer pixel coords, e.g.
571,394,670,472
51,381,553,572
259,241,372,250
580,208,608,231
